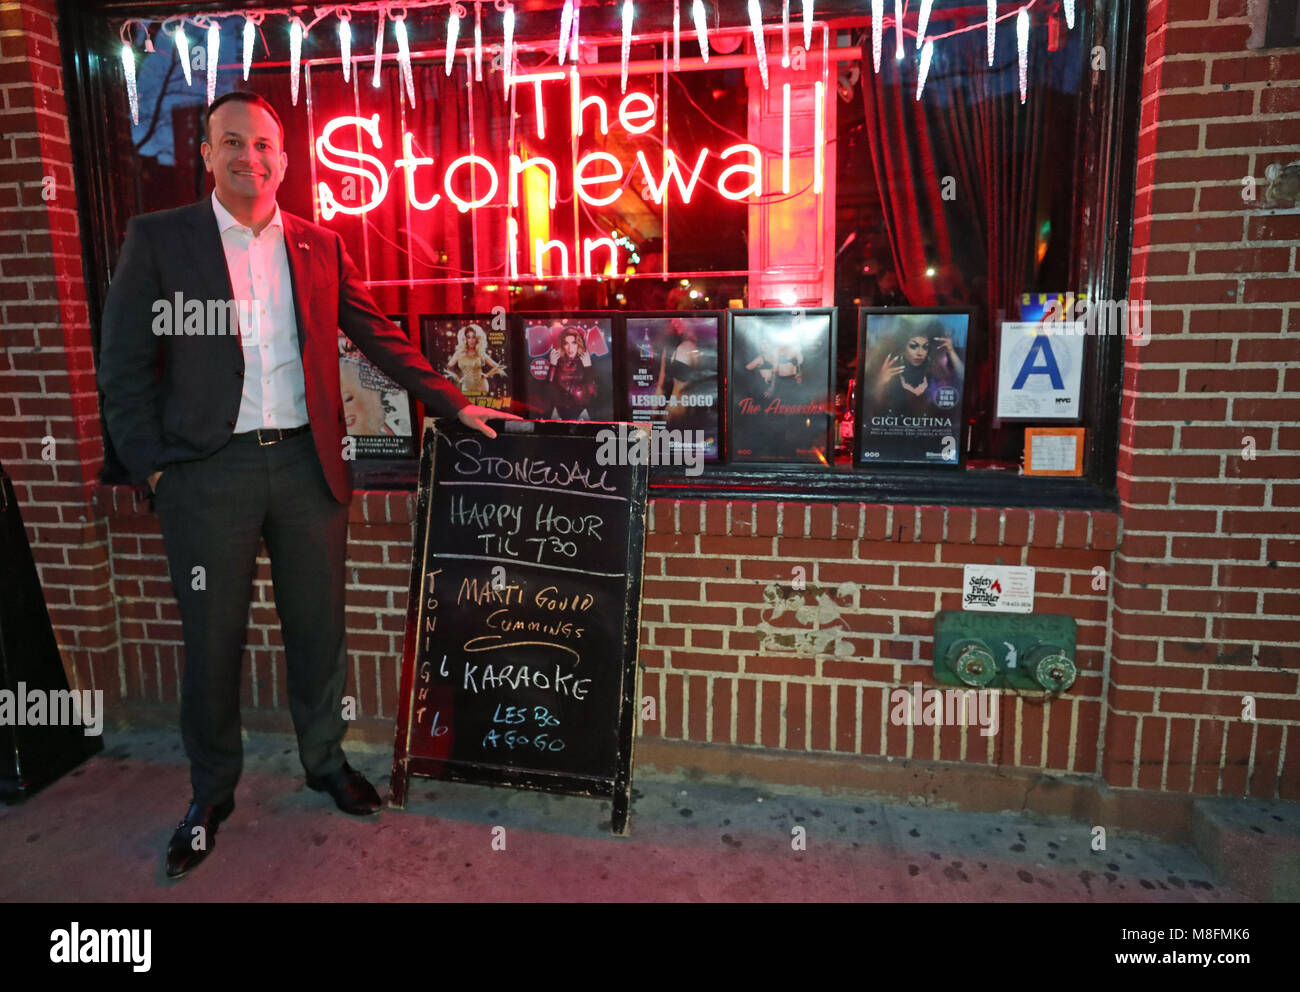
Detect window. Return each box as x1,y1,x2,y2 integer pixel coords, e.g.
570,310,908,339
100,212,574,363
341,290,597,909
65,0,1141,506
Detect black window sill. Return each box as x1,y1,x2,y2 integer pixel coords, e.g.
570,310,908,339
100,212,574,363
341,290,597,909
352,460,1117,511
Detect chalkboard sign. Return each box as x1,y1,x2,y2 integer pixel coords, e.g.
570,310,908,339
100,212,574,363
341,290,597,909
388,419,649,834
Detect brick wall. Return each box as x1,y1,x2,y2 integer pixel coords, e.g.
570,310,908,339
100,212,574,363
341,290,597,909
0,0,120,707
1114,0,1300,798
1,0,1297,801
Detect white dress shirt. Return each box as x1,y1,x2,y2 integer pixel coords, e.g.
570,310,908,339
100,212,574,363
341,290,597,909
211,191,309,431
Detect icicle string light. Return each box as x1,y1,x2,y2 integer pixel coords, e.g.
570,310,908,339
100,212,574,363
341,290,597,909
372,8,385,88
337,10,351,82
781,0,790,68
558,0,573,65
748,0,768,90
871,0,883,73
122,43,139,124
289,16,303,105
205,19,220,105
987,0,996,66
894,0,904,60
802,0,813,50
1017,7,1029,104
620,1,634,93
502,4,514,91
917,0,933,50
174,22,193,86
916,39,933,100
692,0,709,63
474,3,483,82
393,13,416,104
1064,0,1075,29
444,6,460,76
242,15,255,81
569,0,579,62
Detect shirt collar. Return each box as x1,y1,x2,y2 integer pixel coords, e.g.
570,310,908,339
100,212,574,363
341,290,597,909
211,191,283,236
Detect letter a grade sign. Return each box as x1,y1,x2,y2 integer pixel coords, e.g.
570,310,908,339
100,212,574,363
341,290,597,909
995,321,1084,420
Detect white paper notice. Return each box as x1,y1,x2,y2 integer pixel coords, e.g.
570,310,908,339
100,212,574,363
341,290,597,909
1029,433,1079,473
996,321,1085,419
962,565,1035,613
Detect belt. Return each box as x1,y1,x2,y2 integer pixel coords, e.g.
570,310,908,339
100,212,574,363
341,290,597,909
233,424,312,446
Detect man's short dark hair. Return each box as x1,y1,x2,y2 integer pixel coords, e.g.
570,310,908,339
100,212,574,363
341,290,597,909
203,91,285,147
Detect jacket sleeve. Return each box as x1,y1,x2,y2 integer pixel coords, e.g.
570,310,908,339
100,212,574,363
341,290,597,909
333,233,470,419
98,216,165,484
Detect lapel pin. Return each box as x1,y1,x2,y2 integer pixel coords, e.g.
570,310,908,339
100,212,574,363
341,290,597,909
298,241,310,251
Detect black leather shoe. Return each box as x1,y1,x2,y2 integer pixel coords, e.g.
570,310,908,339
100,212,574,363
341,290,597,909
305,762,382,816
165,797,235,879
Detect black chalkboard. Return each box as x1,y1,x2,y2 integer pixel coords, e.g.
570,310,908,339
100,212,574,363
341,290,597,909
388,419,649,834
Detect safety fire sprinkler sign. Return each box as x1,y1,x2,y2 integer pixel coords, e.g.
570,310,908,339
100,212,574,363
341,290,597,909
962,565,1035,613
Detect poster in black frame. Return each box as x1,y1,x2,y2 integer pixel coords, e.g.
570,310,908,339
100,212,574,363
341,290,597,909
514,312,620,422
419,313,515,412
854,307,973,469
336,315,419,459
623,311,724,463
725,308,836,465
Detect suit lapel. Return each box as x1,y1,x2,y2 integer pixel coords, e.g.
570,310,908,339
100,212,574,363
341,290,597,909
281,213,312,358
186,198,236,304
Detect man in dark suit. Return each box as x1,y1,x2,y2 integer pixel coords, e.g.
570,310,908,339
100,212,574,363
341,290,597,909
98,91,518,880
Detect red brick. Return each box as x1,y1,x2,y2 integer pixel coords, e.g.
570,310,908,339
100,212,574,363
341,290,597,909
834,684,857,752
1194,247,1290,274
1244,278,1300,305
1247,213,1300,241
1171,536,1261,560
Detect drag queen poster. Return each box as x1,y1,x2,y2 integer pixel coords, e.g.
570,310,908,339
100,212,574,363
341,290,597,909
518,315,615,422
625,314,721,461
727,309,835,464
338,320,416,458
855,308,972,468
421,315,512,410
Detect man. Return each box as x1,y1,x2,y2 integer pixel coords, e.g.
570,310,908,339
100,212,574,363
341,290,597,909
98,91,518,880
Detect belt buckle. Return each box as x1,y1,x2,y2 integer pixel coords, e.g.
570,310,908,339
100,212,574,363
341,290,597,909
256,428,278,446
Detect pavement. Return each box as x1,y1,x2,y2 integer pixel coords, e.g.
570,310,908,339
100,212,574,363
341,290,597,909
0,726,1264,902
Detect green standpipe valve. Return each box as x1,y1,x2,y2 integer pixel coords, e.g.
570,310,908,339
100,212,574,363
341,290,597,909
947,639,998,687
1025,644,1077,691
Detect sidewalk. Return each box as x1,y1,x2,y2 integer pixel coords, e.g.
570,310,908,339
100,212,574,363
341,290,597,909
0,727,1253,902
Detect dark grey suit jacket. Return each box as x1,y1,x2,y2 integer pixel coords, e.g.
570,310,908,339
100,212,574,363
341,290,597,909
98,197,469,503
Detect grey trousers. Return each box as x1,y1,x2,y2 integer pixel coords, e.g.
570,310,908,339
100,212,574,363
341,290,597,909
154,430,348,806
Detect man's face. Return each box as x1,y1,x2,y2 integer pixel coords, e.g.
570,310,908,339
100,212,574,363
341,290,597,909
201,101,287,204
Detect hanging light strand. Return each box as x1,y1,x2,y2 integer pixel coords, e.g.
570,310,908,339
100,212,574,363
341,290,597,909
620,0,634,93
1017,7,1029,104
692,0,709,63
871,0,883,73
1064,0,1075,29
121,42,139,124
336,10,351,82
748,0,768,90
916,39,934,100
894,0,904,60
393,12,416,103
242,14,257,81
987,0,997,66
917,0,933,50
502,4,514,91
173,20,193,86
444,5,460,76
802,0,814,50
372,8,385,88
289,16,303,105
205,18,220,105
781,0,790,68
557,0,573,65
673,0,680,69
474,3,483,82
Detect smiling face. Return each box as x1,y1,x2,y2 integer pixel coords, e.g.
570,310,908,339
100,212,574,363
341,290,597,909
464,326,481,352
904,335,931,366
201,100,287,210
562,333,580,357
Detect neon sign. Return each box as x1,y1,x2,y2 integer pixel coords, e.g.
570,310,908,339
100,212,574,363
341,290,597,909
313,71,827,278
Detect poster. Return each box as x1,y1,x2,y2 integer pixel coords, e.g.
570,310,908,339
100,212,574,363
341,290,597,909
338,319,416,458
855,308,971,468
518,315,615,422
421,314,512,410
727,309,834,464
625,314,721,462
996,320,1085,420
